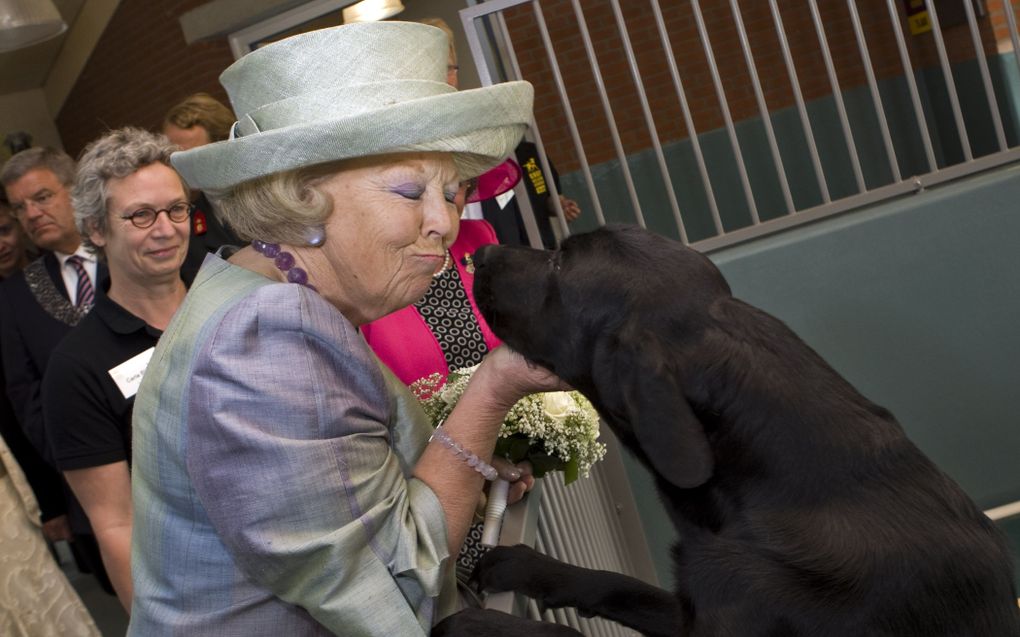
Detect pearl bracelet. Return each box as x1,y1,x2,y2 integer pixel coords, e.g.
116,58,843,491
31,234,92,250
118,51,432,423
430,423,498,481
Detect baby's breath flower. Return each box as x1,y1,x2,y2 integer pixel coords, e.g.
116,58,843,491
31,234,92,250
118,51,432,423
412,366,607,484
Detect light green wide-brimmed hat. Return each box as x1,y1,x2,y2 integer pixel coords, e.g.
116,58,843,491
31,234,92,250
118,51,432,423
171,21,534,192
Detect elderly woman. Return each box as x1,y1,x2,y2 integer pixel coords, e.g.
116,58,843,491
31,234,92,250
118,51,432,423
42,127,191,611
128,22,543,636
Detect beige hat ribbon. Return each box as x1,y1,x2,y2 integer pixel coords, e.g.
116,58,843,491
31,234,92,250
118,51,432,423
234,79,455,139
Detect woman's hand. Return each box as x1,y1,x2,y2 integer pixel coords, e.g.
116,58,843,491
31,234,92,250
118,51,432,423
471,346,569,413
491,457,535,505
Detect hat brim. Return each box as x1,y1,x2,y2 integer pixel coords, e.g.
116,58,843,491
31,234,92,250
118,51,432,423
172,81,533,192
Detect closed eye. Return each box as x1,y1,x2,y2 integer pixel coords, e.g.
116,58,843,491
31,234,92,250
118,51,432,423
393,186,425,201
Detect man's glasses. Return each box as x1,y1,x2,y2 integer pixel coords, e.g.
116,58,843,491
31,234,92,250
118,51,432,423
10,189,59,218
120,202,195,229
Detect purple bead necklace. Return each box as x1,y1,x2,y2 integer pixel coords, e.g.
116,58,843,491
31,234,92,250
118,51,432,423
252,240,317,292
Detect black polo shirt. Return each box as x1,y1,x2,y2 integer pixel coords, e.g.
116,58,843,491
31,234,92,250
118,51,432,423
42,286,161,473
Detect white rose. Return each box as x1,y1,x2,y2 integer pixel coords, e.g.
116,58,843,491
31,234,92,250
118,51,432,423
541,392,574,424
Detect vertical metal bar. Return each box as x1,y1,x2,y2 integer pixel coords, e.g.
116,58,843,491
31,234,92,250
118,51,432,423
514,4,595,239
730,0,795,214
543,480,615,637
650,0,723,237
570,478,626,637
846,0,902,182
577,475,627,575
567,478,615,572
490,12,547,249
1003,0,1020,76
807,0,866,193
568,0,646,227
591,462,638,575
546,478,601,580
460,7,499,87
690,0,760,224
461,3,546,248
926,0,973,161
884,0,937,172
768,0,831,202
537,491,584,632
504,2,608,234
460,0,536,85
608,0,689,242
964,0,1008,151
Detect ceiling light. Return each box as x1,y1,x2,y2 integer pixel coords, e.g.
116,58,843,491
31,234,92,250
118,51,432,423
0,0,67,53
342,0,405,24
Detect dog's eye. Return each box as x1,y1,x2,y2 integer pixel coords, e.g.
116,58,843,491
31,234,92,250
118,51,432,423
548,252,561,272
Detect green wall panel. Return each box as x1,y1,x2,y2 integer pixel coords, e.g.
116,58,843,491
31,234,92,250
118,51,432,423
617,163,1020,587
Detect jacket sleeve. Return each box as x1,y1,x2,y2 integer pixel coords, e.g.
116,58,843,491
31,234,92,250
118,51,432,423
186,284,451,635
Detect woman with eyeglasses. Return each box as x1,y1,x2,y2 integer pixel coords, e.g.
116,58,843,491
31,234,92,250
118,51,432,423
40,127,191,611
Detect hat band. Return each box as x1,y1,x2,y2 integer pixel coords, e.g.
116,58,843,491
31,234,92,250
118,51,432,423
233,79,455,139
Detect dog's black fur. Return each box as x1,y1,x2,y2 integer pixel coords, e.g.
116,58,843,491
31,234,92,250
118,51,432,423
433,225,1019,637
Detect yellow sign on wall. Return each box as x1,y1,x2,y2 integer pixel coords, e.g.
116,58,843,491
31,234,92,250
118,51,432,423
904,0,933,35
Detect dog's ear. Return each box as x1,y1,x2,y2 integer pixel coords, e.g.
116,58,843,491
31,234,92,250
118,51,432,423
594,332,713,489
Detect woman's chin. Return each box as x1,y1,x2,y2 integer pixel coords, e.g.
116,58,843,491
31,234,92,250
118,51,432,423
399,277,436,309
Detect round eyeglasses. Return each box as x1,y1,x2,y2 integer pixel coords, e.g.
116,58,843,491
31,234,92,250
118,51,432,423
120,202,195,229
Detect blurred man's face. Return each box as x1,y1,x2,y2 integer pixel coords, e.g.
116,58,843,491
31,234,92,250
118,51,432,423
163,123,211,151
5,168,79,254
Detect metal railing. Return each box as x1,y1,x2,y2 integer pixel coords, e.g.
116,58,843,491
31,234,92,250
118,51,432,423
484,424,654,636
462,0,1020,253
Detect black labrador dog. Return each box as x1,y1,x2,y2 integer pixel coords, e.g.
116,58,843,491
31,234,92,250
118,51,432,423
433,225,1019,637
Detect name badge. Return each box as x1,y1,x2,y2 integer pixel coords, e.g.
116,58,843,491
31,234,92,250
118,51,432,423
108,347,155,399
495,189,515,210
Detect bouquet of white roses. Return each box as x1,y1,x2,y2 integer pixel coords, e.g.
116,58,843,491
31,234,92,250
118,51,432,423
411,365,606,484
412,364,607,545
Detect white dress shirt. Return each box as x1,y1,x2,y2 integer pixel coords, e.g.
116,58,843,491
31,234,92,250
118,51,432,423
55,247,99,306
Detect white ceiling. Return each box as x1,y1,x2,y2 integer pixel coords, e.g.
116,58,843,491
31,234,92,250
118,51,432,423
0,0,85,95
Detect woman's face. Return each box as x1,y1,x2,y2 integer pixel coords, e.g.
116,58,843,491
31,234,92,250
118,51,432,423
312,153,460,325
93,162,191,288
0,211,27,277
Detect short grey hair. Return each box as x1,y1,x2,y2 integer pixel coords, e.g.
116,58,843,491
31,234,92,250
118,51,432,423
206,161,338,245
73,127,186,261
0,146,76,189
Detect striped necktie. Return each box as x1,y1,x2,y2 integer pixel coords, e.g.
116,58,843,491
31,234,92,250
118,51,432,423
66,255,95,308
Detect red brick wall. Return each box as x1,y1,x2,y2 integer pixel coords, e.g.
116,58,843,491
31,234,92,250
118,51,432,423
56,0,1020,168
504,0,1020,173
56,0,235,157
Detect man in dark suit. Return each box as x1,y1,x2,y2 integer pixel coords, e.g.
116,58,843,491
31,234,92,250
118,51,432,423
0,146,113,593
480,140,582,249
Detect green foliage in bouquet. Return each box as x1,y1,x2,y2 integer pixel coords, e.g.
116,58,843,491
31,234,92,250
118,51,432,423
411,365,606,484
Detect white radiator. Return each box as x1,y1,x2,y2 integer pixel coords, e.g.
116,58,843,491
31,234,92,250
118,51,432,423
486,424,657,636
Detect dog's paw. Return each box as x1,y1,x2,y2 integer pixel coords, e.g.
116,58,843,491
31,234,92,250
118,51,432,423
433,608,582,637
473,545,549,592
473,544,580,609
